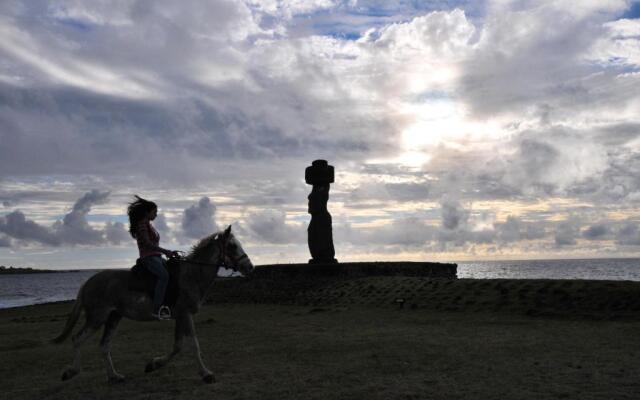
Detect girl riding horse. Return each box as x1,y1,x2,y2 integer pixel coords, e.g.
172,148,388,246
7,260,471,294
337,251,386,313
127,196,180,320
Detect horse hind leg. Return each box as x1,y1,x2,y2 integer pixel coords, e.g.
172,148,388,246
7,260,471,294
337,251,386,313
61,321,100,381
101,311,125,383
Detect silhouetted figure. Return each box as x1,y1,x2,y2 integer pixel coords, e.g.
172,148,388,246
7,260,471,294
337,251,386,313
306,160,338,264
127,196,180,320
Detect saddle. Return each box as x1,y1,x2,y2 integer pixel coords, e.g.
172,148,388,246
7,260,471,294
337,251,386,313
129,258,180,308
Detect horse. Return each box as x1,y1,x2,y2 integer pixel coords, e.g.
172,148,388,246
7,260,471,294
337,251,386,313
50,225,253,383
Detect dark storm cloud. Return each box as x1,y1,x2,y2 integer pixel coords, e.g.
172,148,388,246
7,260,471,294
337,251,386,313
517,139,559,183
555,221,579,246
616,221,640,246
0,189,79,208
0,210,61,246
0,81,397,183
0,0,407,183
0,190,221,248
522,222,546,241
0,84,319,176
0,235,11,247
582,223,609,240
494,216,521,243
441,198,468,230
0,190,115,247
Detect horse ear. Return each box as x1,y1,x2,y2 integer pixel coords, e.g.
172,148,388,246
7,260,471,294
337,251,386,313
223,225,232,238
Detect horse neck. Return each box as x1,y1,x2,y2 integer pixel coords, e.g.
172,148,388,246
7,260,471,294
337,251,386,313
185,241,222,297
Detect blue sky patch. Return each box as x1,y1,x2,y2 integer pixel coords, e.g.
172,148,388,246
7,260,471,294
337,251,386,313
325,31,362,41
621,1,640,19
412,90,452,103
56,17,94,32
52,214,128,223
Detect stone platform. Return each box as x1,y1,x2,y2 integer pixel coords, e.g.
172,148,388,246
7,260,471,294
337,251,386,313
207,261,457,305
251,261,457,280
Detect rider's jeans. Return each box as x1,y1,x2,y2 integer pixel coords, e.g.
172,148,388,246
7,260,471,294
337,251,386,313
142,255,168,311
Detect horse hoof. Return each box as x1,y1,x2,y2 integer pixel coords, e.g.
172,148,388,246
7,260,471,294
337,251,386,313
61,368,78,381
202,374,215,384
145,361,155,373
108,374,126,384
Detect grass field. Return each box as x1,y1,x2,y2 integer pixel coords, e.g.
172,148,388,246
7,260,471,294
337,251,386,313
2,294,639,400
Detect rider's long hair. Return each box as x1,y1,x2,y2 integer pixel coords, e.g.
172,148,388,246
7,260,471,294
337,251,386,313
127,195,157,239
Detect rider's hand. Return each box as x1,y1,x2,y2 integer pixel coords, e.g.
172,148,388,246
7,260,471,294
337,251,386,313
162,249,176,258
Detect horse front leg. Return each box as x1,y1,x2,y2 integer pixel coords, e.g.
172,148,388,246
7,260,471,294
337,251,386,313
186,313,215,383
145,315,186,373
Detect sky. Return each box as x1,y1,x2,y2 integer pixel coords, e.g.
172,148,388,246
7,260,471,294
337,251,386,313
1,0,640,269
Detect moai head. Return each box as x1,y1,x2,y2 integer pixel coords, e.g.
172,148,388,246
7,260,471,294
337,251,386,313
305,159,334,186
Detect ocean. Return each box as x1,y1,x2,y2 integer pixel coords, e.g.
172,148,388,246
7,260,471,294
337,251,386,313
457,258,640,281
1,258,640,309
0,270,100,309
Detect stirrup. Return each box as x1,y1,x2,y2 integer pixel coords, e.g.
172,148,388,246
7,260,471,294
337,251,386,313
152,306,171,320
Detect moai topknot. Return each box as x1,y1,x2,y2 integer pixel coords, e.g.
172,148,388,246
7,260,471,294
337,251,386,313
305,160,338,264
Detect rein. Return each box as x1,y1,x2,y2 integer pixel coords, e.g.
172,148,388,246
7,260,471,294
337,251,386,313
173,237,247,272
170,237,226,268
174,257,223,268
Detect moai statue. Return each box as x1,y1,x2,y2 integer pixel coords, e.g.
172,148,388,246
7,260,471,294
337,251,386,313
305,160,338,264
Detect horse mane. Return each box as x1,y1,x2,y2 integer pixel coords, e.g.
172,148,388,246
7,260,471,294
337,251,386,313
186,231,223,261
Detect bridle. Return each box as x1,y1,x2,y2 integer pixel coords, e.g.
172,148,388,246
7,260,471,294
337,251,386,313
172,236,249,274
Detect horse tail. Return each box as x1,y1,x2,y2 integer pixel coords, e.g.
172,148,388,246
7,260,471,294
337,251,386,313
50,283,85,344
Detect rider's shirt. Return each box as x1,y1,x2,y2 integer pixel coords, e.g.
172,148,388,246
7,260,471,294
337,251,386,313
135,220,162,259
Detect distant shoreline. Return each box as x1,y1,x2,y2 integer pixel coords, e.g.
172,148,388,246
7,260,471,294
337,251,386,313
0,266,80,275
1,257,639,274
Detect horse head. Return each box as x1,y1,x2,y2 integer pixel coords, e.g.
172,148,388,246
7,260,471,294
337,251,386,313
217,225,254,276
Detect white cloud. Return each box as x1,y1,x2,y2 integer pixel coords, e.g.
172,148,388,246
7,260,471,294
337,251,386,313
248,0,335,19
181,197,219,240
52,189,110,245
245,209,305,244
104,221,129,244
2,1,640,265
590,18,640,67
